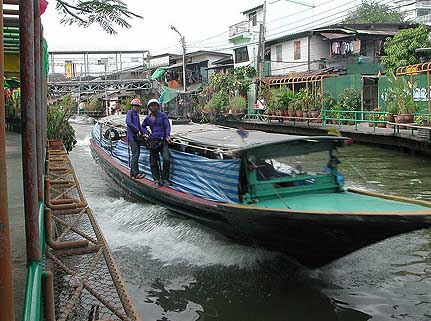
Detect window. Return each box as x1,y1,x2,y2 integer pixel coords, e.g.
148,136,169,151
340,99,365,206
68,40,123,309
249,12,257,26
275,45,283,62
235,47,249,63
294,41,301,60
417,9,431,17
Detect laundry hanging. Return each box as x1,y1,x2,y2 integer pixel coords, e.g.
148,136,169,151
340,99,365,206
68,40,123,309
331,41,353,55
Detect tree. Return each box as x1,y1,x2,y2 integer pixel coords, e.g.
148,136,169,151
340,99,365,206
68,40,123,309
55,0,142,35
343,0,407,24
382,25,431,73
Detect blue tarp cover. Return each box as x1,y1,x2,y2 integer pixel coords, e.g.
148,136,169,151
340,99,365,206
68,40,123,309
92,123,240,203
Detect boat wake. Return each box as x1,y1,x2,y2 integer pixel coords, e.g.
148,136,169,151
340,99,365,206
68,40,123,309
68,115,95,125
74,135,91,147
90,197,280,269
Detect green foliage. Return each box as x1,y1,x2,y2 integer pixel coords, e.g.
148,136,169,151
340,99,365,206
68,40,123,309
47,105,76,153
5,96,20,121
321,92,336,109
206,66,256,99
267,88,297,111
120,96,135,113
205,92,229,113
55,0,142,35
382,25,431,74
344,0,406,24
338,88,361,111
385,72,418,114
229,96,247,113
295,88,314,111
414,114,428,125
84,95,105,114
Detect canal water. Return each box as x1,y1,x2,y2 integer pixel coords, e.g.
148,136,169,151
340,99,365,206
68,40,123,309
69,122,431,321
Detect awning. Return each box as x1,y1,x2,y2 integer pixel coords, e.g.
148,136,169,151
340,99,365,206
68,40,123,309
166,60,209,69
319,32,353,40
4,78,20,88
186,82,203,93
160,87,179,105
150,67,166,80
355,30,398,36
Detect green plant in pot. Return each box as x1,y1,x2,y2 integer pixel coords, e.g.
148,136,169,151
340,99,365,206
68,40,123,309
205,92,229,123
338,88,361,125
229,96,246,115
377,113,387,128
47,105,76,153
386,72,418,123
287,100,297,119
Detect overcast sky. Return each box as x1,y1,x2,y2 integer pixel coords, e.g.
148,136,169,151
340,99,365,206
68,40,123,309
40,0,370,55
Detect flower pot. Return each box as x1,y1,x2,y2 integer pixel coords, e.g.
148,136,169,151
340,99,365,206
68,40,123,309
288,110,296,120
394,115,406,129
48,139,63,150
309,110,321,123
387,113,395,123
398,113,414,124
295,110,303,121
377,122,387,128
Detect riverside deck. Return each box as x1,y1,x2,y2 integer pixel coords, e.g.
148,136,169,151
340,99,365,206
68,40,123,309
218,117,431,155
6,131,141,321
44,142,141,321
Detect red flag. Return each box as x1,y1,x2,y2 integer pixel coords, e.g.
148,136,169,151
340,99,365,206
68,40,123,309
40,0,48,15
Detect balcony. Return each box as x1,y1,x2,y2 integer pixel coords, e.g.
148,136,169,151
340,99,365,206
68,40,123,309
416,13,431,23
417,0,431,8
229,20,250,38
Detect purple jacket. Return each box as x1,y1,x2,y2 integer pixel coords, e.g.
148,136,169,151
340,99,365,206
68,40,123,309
125,109,142,141
142,111,171,140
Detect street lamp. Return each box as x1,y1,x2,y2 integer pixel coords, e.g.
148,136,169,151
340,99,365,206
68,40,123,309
171,25,187,93
98,58,110,115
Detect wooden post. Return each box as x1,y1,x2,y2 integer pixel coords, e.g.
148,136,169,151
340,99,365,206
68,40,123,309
0,1,16,319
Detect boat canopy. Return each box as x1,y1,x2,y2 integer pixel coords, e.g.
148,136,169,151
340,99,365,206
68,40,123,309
93,123,241,203
98,116,347,157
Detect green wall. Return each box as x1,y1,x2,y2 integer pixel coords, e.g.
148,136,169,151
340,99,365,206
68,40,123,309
346,63,382,75
378,74,430,113
323,74,362,101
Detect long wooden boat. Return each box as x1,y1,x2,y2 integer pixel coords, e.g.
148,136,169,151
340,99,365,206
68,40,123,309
90,116,431,267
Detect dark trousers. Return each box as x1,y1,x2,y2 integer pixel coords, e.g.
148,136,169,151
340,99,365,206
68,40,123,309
150,141,171,181
129,140,140,177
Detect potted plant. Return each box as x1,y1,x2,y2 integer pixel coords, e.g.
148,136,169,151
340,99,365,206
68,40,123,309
47,105,76,152
386,72,417,124
338,88,361,125
309,92,322,122
287,100,296,120
377,114,387,128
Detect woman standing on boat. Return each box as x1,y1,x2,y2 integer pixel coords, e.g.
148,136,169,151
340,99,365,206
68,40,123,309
142,98,171,187
126,98,145,179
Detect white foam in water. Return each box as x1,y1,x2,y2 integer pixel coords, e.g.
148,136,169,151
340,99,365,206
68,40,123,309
75,135,91,147
90,196,279,269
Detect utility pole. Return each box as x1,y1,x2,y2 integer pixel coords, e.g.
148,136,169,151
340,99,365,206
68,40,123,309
171,25,187,93
257,0,267,97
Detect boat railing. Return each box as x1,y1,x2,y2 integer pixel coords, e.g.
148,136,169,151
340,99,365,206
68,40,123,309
248,173,339,200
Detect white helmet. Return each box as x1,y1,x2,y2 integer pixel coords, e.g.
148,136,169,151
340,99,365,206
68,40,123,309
147,98,160,107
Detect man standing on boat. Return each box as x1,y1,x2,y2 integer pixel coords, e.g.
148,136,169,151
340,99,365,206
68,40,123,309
142,98,171,187
126,98,145,179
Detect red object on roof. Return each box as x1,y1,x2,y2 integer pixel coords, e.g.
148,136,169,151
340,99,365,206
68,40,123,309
40,0,48,15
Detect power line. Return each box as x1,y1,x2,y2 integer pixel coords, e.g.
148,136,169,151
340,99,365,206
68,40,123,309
187,0,394,52
266,0,394,38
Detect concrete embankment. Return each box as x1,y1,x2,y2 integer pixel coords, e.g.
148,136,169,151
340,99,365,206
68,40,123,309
219,119,431,155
